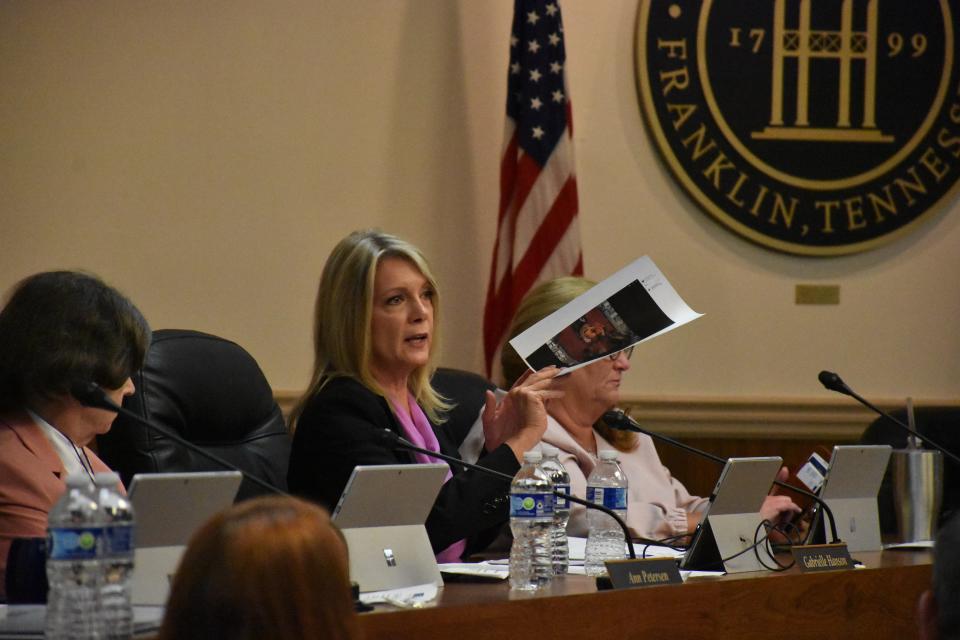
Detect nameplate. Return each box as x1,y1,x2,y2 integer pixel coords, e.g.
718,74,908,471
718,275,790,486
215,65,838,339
604,558,683,589
792,543,854,572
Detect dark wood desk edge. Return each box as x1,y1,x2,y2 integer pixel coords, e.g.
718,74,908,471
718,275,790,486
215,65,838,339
360,550,932,640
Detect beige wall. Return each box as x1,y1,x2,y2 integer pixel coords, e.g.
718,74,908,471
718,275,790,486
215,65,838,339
2,0,958,408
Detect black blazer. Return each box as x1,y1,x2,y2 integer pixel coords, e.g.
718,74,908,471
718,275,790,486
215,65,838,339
287,376,519,555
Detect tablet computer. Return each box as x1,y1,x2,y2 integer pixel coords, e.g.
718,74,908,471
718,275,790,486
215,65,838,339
332,463,448,594
127,470,242,604
811,444,892,551
681,456,783,573
128,471,243,547
331,463,448,528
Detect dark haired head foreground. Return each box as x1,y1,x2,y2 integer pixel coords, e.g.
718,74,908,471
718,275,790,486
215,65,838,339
0,270,150,597
918,513,960,640
158,496,361,640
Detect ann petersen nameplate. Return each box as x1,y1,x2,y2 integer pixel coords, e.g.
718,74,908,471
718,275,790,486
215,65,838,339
636,0,960,255
604,558,684,589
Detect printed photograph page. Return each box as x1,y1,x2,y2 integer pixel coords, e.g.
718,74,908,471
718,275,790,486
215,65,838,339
509,256,702,374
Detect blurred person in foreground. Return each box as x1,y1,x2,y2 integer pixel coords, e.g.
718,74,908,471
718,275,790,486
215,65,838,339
501,277,800,542
0,271,149,597
158,495,360,640
918,513,960,640
287,229,560,561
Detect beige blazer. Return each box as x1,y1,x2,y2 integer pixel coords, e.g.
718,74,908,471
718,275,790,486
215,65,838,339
538,415,710,541
0,410,114,598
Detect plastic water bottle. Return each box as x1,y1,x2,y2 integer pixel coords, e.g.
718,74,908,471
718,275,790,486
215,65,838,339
509,450,554,591
539,445,571,575
584,450,628,577
46,473,103,640
94,472,135,640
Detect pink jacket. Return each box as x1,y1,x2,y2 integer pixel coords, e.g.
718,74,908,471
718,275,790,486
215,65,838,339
0,410,114,599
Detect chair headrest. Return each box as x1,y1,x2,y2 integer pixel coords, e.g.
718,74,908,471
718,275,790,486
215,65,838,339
122,329,278,442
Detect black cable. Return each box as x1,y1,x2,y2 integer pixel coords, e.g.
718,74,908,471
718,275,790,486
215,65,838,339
716,529,771,566
756,520,795,572
639,533,688,559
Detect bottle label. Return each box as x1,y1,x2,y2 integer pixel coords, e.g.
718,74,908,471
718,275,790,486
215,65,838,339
104,525,135,556
47,527,104,560
586,486,627,511
510,492,554,518
554,484,571,510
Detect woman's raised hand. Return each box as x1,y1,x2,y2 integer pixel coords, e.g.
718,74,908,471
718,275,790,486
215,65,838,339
481,366,563,461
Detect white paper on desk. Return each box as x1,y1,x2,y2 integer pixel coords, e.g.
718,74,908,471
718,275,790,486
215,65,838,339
508,256,702,374
359,583,439,606
633,542,686,559
0,604,165,634
681,570,725,579
568,536,684,562
439,562,510,580
569,536,588,561
883,540,935,550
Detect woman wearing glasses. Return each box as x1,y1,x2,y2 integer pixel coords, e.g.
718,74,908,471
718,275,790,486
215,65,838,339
501,277,799,542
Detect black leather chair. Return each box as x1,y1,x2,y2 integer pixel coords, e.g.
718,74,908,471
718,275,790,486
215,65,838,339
860,406,960,533
97,329,291,501
430,367,497,449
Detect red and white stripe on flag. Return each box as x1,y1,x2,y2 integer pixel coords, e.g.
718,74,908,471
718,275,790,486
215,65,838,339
482,0,583,379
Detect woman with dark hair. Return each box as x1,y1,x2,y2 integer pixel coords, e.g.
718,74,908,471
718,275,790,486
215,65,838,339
0,271,150,595
288,229,558,560
157,496,360,640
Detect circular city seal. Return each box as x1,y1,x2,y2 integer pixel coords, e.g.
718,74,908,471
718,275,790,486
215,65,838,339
635,0,960,255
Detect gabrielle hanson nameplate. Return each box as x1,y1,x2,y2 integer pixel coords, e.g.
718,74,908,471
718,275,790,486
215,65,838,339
792,543,854,572
605,558,684,589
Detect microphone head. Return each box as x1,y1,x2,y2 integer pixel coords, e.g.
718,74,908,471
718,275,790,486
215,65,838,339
372,428,402,447
69,381,117,410
601,409,641,432
818,370,851,395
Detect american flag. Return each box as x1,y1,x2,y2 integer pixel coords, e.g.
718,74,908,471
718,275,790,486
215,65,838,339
482,0,583,378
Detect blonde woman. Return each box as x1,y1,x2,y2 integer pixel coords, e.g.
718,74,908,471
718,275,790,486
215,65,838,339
502,277,799,542
288,230,558,561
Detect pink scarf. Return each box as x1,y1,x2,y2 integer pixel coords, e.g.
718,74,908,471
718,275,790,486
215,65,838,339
390,392,467,563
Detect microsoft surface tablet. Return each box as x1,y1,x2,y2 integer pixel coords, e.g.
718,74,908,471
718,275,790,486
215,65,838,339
332,463,448,528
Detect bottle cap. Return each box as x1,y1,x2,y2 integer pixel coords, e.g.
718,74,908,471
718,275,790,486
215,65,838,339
94,471,122,486
541,444,559,457
64,472,91,487
598,450,619,461
523,450,543,463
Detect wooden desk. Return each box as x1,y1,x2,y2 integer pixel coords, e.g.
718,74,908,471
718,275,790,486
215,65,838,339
360,550,931,640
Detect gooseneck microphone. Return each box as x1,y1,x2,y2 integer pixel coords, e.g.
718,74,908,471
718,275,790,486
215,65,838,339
818,370,960,467
602,408,842,544
71,381,287,496
373,428,639,559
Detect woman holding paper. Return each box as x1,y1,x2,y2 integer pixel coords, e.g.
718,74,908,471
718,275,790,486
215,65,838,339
502,277,800,542
287,229,560,560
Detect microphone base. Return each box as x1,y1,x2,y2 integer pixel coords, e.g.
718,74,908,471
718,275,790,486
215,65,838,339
594,576,613,591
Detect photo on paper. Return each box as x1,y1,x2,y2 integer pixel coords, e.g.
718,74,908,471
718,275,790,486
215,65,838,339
509,256,702,374
525,280,668,369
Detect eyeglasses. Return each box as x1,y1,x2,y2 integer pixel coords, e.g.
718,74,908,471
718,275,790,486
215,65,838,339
607,346,634,361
